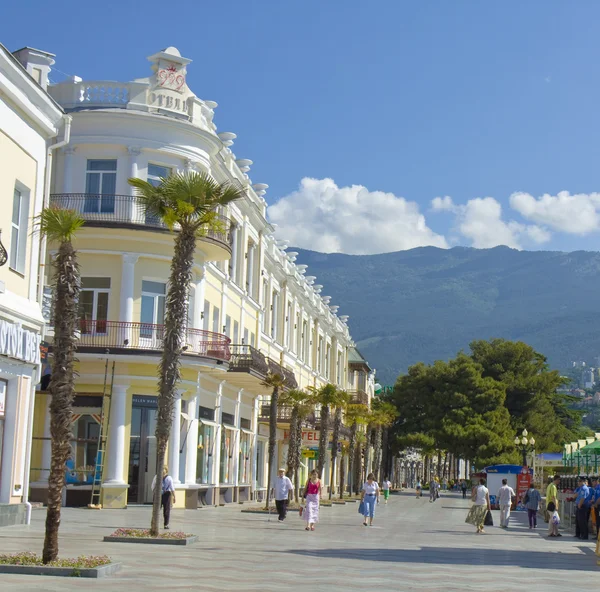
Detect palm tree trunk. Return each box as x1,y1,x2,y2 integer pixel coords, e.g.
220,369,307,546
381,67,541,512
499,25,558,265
286,405,299,478
353,442,363,494
266,387,279,509
317,405,329,479
43,241,80,564
329,407,341,500
437,450,442,478
374,426,383,481
151,224,196,535
339,449,346,499
348,424,356,498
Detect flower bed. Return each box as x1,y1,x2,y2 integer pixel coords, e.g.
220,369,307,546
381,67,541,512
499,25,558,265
0,552,120,578
104,528,198,546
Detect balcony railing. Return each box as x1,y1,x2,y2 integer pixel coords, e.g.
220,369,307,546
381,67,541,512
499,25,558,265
348,390,370,406
49,194,231,247
50,319,231,362
266,358,298,390
229,345,270,377
258,399,295,422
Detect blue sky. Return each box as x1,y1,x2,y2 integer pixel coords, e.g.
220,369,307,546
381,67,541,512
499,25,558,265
3,0,600,254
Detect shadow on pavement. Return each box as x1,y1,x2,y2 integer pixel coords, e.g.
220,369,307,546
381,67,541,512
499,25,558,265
281,546,598,570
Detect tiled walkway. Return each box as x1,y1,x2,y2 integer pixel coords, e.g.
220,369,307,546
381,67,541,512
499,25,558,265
0,492,597,591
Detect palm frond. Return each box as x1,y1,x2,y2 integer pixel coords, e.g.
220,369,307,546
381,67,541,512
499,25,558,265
36,206,84,243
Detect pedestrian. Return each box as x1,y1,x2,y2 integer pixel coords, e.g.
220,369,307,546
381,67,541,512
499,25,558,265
465,478,490,534
303,469,321,532
381,476,392,504
442,477,448,492
151,466,176,530
361,473,380,526
429,477,438,503
546,475,560,535
593,477,600,540
416,478,422,498
272,468,294,522
524,482,541,530
575,476,590,540
461,480,468,499
497,478,516,529
547,501,561,538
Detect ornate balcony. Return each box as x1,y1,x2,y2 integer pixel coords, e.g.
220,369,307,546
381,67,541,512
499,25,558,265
49,194,231,260
266,358,298,390
228,345,270,378
47,320,230,363
348,389,370,406
258,398,294,423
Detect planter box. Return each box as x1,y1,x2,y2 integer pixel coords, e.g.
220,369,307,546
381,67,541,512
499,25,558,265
103,535,198,546
0,563,121,578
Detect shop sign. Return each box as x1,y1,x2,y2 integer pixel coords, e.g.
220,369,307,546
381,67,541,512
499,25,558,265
302,448,319,459
132,395,158,408
0,320,41,364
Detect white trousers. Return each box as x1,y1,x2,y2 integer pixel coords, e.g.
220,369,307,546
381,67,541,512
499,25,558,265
500,504,511,527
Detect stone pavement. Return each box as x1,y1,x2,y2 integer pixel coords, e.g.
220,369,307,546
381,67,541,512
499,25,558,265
0,491,598,591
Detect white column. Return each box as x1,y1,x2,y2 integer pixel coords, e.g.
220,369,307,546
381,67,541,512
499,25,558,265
62,146,76,194
193,267,206,331
120,253,138,346
184,158,194,173
40,395,52,482
233,389,243,487
168,391,183,484
213,382,224,486
184,394,199,484
127,147,142,222
251,397,259,494
104,384,128,484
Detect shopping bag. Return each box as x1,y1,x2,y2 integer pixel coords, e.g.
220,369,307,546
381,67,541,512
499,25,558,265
358,501,365,514
484,510,494,526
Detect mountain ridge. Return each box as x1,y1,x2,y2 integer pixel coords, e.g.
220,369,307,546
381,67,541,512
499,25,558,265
293,246,600,383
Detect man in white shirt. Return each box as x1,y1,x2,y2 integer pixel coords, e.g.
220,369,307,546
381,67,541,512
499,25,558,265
151,466,176,530
271,468,294,521
497,478,516,529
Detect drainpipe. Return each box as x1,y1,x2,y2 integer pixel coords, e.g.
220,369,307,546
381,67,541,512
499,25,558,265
24,114,72,525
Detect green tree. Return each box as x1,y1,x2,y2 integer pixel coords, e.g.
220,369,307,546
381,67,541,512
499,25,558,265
262,372,286,509
470,339,586,450
370,399,398,481
128,171,243,535
37,207,84,563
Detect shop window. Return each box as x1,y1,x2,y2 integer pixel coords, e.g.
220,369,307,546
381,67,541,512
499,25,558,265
238,431,251,484
0,380,6,489
66,414,101,485
219,428,234,484
196,422,214,484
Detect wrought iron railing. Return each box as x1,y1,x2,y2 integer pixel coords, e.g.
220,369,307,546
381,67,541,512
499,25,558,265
348,390,370,406
49,319,231,362
229,345,270,376
49,194,231,246
265,358,298,390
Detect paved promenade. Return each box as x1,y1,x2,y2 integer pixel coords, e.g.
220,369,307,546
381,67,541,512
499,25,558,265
0,491,597,591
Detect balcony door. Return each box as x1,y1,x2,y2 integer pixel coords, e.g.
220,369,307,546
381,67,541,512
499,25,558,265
85,159,117,214
140,280,166,348
79,277,110,334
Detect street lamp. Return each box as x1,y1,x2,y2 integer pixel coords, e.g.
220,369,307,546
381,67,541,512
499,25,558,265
514,429,536,466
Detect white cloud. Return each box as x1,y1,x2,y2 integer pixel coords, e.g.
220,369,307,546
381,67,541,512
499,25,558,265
510,191,600,234
268,178,448,255
432,196,551,249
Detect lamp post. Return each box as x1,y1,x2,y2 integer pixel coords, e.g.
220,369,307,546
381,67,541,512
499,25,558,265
514,429,536,466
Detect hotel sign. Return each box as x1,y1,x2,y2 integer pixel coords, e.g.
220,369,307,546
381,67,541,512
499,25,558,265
0,320,41,365
284,430,320,445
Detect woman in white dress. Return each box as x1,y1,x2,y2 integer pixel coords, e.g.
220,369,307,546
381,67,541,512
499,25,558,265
303,470,322,531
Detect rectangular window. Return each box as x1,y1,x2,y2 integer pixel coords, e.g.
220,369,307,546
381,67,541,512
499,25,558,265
196,423,214,484
270,290,278,340
147,163,171,187
212,306,220,334
238,431,251,484
225,315,232,337
203,301,210,331
10,186,30,274
250,332,256,347
80,277,111,333
325,344,331,379
243,328,249,345
85,160,116,213
220,428,233,484
233,320,239,344
141,280,166,338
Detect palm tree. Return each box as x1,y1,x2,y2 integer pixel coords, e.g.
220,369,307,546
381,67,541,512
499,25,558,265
344,403,369,498
371,400,398,482
329,389,350,499
37,206,84,564
261,371,286,509
280,389,313,501
353,431,367,494
129,171,243,535
310,383,338,481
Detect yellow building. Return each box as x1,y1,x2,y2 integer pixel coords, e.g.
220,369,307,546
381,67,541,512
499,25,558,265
29,46,370,510
0,44,67,526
